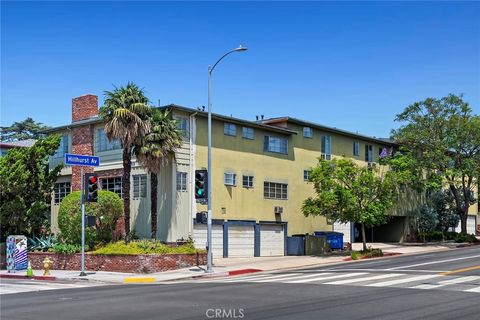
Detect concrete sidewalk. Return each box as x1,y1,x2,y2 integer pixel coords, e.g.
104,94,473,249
0,242,465,284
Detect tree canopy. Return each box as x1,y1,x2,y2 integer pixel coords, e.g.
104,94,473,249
1,117,50,142
0,135,62,240
391,94,480,234
302,158,400,250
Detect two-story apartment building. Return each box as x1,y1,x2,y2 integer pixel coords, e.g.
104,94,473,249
47,94,478,258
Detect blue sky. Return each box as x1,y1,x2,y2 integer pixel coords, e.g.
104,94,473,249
2,1,479,138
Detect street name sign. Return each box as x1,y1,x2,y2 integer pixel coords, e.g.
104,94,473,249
64,153,100,167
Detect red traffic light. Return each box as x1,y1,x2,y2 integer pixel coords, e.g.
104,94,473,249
89,176,98,184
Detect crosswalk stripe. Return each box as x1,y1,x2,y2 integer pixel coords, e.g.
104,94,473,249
284,272,368,284
410,276,480,290
366,274,441,287
324,273,404,285
464,286,480,293
255,273,336,283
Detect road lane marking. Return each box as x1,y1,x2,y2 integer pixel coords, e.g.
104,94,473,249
385,254,480,270
284,272,368,284
410,276,480,290
312,268,447,273
464,286,480,293
366,274,442,287
323,273,404,285
439,265,480,275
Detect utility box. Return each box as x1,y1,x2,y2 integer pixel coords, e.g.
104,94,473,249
6,235,28,272
305,235,328,255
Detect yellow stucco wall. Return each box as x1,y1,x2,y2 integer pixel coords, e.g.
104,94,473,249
194,117,396,236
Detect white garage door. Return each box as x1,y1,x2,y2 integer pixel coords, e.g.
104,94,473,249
193,224,223,258
333,222,351,244
260,224,284,256
455,215,477,235
228,225,254,258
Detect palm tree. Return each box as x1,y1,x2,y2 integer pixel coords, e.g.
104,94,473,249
134,109,182,239
99,83,151,241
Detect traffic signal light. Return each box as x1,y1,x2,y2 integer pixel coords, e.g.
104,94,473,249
85,173,98,202
195,170,208,200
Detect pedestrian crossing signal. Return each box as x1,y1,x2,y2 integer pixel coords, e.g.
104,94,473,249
195,170,208,200
85,173,98,202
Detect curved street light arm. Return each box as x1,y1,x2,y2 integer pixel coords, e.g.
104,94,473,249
209,48,239,75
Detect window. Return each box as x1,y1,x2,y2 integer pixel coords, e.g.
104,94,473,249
224,173,236,186
321,135,332,160
264,136,288,154
353,142,360,156
242,175,254,188
365,145,373,163
101,177,123,198
303,170,311,181
224,123,237,136
97,129,121,152
176,117,189,138
264,182,288,200
133,174,147,198
242,127,254,140
53,182,71,204
53,135,69,158
303,127,313,138
176,172,187,192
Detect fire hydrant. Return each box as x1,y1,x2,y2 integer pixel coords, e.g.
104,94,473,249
43,257,53,276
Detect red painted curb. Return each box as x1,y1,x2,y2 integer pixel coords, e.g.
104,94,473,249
228,269,262,276
0,274,57,281
343,252,402,261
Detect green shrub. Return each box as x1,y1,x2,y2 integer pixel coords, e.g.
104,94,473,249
28,234,57,252
350,251,360,260
50,243,82,254
58,191,123,248
360,248,384,258
93,240,199,255
420,231,479,243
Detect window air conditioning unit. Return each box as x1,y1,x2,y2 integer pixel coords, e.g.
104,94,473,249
321,154,331,161
274,206,283,214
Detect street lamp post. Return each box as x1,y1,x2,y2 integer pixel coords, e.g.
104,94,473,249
206,45,248,273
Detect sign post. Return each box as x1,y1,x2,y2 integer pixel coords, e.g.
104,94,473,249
64,153,100,276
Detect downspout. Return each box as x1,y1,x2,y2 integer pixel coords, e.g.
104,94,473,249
189,112,198,236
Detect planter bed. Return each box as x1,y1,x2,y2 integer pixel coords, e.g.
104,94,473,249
4,252,206,273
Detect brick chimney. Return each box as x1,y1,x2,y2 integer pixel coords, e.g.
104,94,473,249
72,94,98,122
70,94,98,191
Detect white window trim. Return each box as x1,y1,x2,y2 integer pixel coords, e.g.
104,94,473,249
224,172,236,186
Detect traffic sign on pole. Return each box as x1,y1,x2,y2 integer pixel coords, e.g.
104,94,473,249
65,153,100,167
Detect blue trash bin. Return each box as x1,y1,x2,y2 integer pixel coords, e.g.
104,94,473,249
314,231,344,250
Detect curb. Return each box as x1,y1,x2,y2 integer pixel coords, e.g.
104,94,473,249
227,269,262,276
0,274,57,281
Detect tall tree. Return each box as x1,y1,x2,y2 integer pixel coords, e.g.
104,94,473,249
134,109,182,239
0,135,62,240
302,159,399,251
1,117,50,142
99,83,151,241
392,94,480,234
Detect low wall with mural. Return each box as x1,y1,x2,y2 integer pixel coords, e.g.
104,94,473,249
1,252,206,273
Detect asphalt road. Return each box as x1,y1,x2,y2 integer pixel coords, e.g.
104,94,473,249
1,246,479,320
